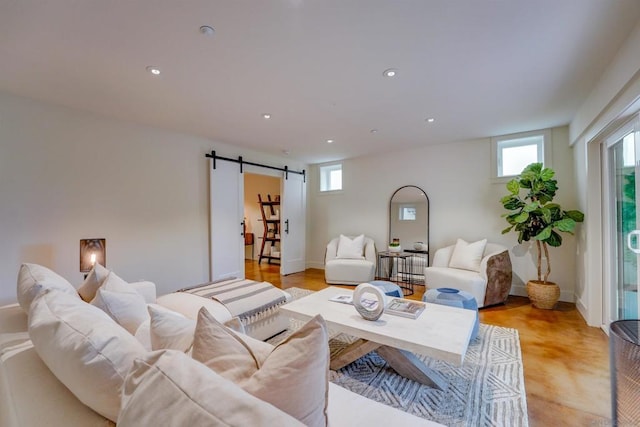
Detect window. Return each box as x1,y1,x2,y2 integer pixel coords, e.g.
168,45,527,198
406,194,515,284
319,163,342,192
399,204,416,221
491,129,551,181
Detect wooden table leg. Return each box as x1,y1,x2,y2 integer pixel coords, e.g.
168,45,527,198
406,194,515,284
376,345,447,391
329,339,448,391
330,339,381,370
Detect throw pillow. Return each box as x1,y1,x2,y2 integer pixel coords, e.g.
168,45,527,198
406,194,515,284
336,234,365,259
192,308,329,427
118,350,304,427
192,307,274,383
16,263,79,313
90,271,149,334
148,304,196,352
77,263,110,302
449,238,488,272
28,289,146,422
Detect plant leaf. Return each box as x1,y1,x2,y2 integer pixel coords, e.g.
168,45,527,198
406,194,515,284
566,210,585,222
540,167,555,181
514,212,529,223
535,226,552,241
501,225,514,234
506,179,520,195
547,231,562,247
554,218,576,232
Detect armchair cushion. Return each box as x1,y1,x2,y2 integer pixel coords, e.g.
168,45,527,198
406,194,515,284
336,234,365,259
449,238,487,272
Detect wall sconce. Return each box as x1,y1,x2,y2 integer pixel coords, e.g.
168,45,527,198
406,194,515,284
80,239,106,273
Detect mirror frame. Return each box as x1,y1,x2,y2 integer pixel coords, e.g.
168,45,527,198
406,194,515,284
388,185,429,254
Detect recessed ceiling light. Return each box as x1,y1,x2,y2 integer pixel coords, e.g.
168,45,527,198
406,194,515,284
383,68,397,77
326,139,334,144
262,113,271,119
370,129,378,134
199,25,215,37
282,149,290,155
426,118,435,123
145,66,161,75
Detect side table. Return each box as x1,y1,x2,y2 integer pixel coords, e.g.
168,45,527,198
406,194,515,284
376,251,415,296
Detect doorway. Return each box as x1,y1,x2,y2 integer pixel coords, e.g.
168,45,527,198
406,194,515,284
243,173,282,266
208,157,306,282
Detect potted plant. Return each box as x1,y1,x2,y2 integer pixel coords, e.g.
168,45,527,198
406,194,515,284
500,163,584,309
388,238,401,253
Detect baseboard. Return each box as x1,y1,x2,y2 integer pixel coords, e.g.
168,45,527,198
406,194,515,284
510,284,528,297
306,261,325,270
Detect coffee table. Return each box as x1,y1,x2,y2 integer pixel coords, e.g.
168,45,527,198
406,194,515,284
279,287,476,390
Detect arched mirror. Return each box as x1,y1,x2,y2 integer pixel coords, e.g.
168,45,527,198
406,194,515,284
389,185,429,259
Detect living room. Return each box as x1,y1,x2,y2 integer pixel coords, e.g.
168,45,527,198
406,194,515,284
2,1,640,426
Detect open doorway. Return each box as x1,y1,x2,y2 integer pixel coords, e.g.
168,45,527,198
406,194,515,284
243,173,282,267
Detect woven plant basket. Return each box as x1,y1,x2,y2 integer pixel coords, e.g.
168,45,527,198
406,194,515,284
526,280,560,309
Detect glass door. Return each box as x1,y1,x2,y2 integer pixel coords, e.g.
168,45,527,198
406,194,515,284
605,118,640,325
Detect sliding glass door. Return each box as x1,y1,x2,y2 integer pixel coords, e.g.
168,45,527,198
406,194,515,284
605,118,640,325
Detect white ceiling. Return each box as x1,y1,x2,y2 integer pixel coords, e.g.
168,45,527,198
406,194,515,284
1,1,639,164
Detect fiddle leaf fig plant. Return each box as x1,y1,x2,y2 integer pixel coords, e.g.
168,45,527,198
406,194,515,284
500,163,584,283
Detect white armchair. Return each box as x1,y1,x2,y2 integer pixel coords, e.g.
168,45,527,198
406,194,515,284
325,235,377,285
424,240,512,308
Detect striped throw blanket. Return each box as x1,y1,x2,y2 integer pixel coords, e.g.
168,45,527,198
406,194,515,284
178,278,288,325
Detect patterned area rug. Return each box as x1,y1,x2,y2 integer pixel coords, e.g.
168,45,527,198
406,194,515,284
270,287,529,427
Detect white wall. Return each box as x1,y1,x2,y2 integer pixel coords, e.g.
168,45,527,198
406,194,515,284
569,21,640,326
0,92,303,305
307,126,579,301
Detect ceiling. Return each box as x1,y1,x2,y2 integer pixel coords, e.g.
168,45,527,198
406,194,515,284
1,1,639,164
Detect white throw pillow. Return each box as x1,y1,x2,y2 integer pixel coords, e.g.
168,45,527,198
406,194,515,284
336,234,365,259
77,263,110,302
118,350,304,427
148,304,196,352
16,263,79,313
192,308,329,427
449,238,488,272
28,289,146,422
90,271,149,334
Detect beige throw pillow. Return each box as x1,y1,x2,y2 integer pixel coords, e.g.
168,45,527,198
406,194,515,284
192,307,274,383
17,263,79,313
336,234,365,259
28,289,146,422
77,263,110,301
118,350,304,427
449,238,488,272
192,308,330,427
90,271,149,334
148,304,196,352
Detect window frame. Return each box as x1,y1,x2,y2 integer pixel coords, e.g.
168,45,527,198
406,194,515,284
398,204,417,221
318,162,343,193
491,129,552,183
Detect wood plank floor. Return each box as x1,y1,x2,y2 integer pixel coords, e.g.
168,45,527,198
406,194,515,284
246,260,611,426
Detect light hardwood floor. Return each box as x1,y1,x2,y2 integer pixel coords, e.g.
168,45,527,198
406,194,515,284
246,260,611,427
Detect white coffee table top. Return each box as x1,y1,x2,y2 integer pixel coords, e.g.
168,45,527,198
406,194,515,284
280,287,476,365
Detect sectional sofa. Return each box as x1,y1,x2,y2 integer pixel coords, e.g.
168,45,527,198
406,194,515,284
0,263,442,426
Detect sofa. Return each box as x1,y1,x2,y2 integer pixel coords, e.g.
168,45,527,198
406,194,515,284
0,263,442,426
324,234,377,285
424,239,512,308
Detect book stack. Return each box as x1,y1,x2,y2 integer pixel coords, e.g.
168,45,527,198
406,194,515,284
384,298,426,319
